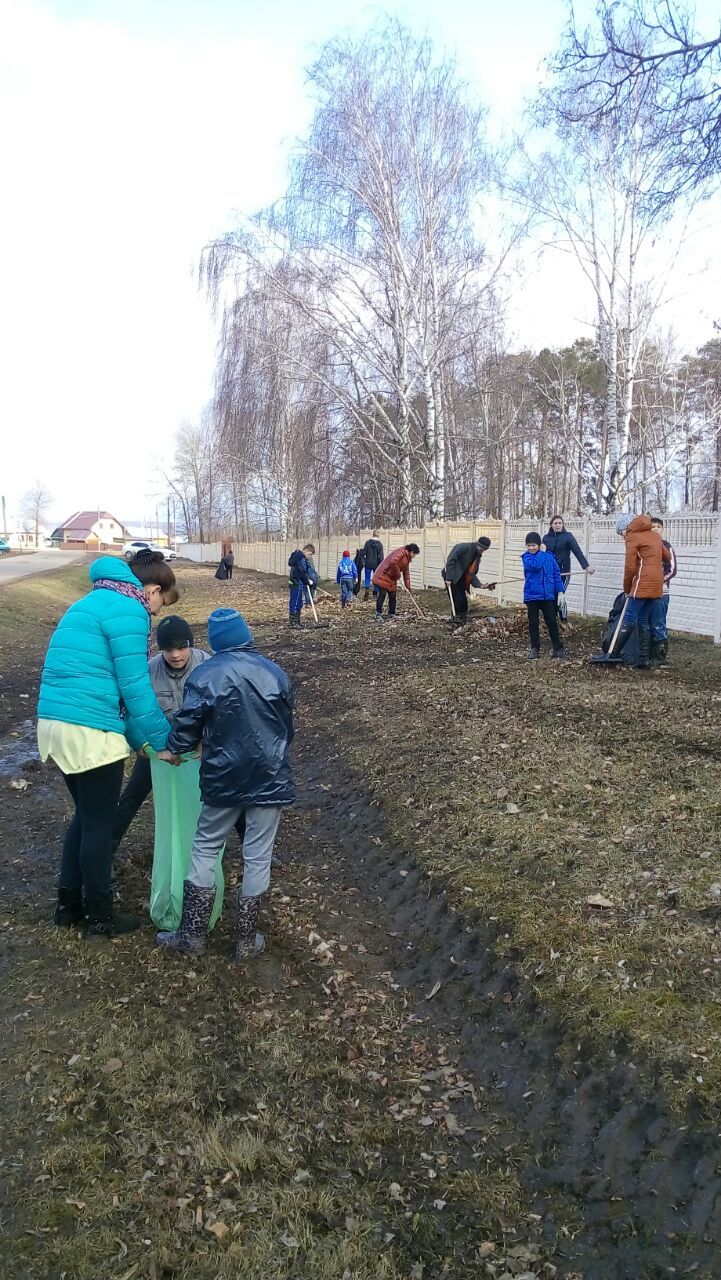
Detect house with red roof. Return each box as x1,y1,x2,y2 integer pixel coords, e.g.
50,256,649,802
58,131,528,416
50,511,129,550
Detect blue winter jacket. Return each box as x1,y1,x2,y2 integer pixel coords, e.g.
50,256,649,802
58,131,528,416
288,549,312,587
37,557,170,752
522,550,565,603
336,556,358,583
167,642,294,808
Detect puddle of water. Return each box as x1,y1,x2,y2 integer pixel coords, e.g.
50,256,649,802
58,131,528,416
0,720,40,777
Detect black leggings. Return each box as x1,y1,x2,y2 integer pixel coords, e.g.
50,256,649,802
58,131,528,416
375,587,396,617
526,600,561,651
59,759,125,901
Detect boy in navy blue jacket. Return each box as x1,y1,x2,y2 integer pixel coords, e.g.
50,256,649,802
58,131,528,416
336,550,358,607
522,532,566,660
288,544,315,628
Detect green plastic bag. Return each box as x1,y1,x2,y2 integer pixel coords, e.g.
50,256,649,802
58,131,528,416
149,756,224,931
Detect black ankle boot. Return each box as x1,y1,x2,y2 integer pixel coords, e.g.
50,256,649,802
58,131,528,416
54,887,85,928
85,893,141,940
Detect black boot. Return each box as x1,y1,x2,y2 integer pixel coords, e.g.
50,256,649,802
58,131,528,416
288,611,301,629
650,637,668,664
635,625,651,669
156,880,215,955
54,886,85,928
363,589,370,602
551,646,567,660
235,891,266,961
85,893,141,940
527,646,539,660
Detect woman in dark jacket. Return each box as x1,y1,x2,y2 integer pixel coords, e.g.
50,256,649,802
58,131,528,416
542,516,594,588
542,515,594,617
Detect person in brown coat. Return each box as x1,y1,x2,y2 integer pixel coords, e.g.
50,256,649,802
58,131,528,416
616,513,667,667
372,544,420,622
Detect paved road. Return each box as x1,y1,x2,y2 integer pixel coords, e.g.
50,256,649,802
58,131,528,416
0,549,86,587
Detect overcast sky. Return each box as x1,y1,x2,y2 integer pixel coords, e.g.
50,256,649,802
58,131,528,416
2,0,720,529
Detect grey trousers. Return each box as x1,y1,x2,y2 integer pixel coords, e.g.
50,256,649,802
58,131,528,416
188,804,282,898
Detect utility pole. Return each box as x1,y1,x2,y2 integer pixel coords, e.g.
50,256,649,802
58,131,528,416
1,495,6,540
167,495,171,550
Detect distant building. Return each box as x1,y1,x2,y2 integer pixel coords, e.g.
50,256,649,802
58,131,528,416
5,524,52,549
50,511,129,550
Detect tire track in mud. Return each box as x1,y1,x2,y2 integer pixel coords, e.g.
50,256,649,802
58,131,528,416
293,744,721,1280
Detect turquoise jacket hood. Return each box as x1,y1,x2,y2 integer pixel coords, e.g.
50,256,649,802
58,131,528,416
88,556,142,586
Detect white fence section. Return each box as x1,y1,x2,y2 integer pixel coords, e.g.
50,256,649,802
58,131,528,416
181,515,721,642
180,541,223,565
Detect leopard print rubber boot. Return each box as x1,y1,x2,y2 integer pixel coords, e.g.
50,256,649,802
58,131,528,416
156,880,215,955
234,891,266,962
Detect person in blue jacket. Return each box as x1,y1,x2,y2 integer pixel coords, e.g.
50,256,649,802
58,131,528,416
37,551,179,938
157,608,294,961
336,549,358,607
287,543,315,628
522,532,566,660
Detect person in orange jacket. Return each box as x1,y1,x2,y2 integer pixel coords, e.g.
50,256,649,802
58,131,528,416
616,513,667,668
372,543,420,622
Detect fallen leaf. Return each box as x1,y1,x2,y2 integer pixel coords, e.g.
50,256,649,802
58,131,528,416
478,1241,496,1258
206,1220,229,1241
425,980,442,1001
505,802,519,814
388,1181,403,1201
292,1169,311,1183
433,1198,447,1210
444,1112,466,1136
102,1057,123,1075
9,778,29,791
280,1232,299,1247
586,893,614,910
64,1199,86,1210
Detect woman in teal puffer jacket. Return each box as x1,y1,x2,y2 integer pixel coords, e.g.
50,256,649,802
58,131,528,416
38,551,179,938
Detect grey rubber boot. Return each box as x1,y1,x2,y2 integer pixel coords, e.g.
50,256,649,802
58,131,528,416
156,880,215,955
234,891,266,961
527,647,540,660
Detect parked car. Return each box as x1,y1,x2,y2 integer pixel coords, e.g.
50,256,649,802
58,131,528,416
0,538,10,555
122,540,176,562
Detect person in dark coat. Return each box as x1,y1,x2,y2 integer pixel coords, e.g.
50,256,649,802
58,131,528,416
442,537,493,625
352,548,364,595
111,615,247,855
288,544,315,628
215,553,235,581
157,608,294,960
542,516,594,614
361,531,384,601
522,532,566,659
651,517,677,643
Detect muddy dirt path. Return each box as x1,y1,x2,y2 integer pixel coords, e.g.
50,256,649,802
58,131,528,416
1,567,720,1278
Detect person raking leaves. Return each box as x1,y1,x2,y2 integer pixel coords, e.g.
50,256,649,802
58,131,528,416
156,608,294,961
442,536,493,626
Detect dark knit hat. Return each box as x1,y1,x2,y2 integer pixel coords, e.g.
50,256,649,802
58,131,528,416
156,615,193,651
207,607,253,652
476,536,491,549
525,531,542,546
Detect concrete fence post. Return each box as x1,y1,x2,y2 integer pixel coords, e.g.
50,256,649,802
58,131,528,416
714,514,721,644
497,519,507,606
581,514,591,617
